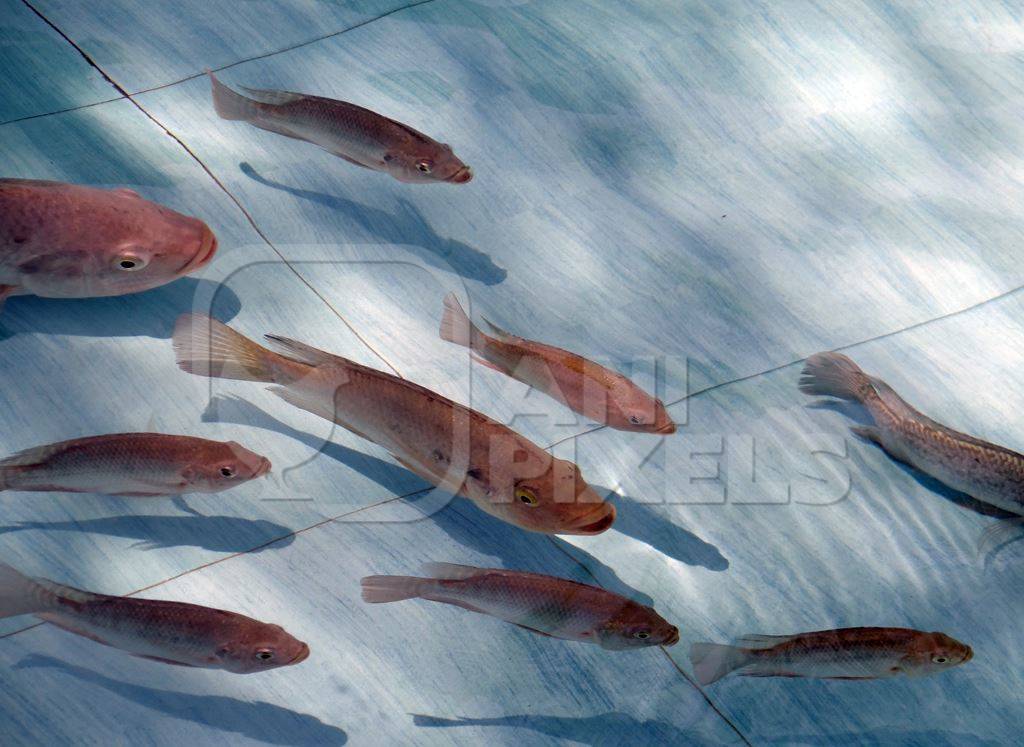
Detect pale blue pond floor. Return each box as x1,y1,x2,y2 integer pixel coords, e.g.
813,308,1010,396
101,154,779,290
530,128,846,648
2,1,1024,745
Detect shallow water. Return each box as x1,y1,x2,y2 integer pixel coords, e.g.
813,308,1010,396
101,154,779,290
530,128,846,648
2,0,1024,744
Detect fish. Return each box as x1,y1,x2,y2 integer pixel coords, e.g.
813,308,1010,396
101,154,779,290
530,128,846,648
0,433,271,496
361,562,678,650
690,627,972,684
0,179,217,311
800,352,1024,517
0,562,309,673
439,294,677,434
209,71,472,184
172,314,615,534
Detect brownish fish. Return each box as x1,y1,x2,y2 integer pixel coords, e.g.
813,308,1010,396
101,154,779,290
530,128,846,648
440,294,676,433
209,72,472,184
0,562,308,673
0,433,270,496
0,179,217,311
690,627,972,684
172,314,615,534
362,562,679,650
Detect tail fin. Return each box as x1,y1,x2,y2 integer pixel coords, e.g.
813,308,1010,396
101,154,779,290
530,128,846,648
798,352,871,402
0,563,64,619
173,314,280,383
439,293,484,349
689,642,751,685
209,71,259,121
360,575,430,604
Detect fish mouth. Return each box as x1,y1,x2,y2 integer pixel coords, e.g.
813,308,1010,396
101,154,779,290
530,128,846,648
560,503,616,535
664,627,680,646
654,421,677,435
288,643,310,665
447,166,473,184
179,225,218,275
254,457,272,478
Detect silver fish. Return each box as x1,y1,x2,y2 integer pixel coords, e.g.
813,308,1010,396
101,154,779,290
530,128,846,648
800,352,1024,517
0,563,309,673
209,72,472,184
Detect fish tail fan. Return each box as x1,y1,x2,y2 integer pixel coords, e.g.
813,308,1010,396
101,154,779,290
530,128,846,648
173,314,280,383
689,642,751,685
208,70,258,121
439,293,484,349
360,575,429,604
0,563,63,618
798,352,872,403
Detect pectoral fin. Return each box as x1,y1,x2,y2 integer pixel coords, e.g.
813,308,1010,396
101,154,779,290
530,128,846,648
133,654,199,667
512,623,555,638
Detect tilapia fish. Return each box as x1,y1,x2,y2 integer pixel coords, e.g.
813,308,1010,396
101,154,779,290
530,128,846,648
441,294,676,433
0,433,270,496
690,627,972,684
0,563,308,673
362,562,679,650
0,179,217,310
800,352,1024,516
209,72,472,184
172,314,615,535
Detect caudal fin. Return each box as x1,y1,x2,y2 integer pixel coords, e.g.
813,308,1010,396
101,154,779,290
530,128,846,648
173,314,280,383
689,642,751,685
360,575,430,604
209,71,259,121
798,352,871,403
439,293,484,349
0,563,63,618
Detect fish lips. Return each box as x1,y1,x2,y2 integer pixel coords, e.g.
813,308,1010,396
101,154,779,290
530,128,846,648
287,642,311,665
178,225,218,275
559,502,616,535
664,627,680,646
447,166,473,184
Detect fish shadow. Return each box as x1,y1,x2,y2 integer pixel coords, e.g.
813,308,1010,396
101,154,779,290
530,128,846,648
411,712,702,745
0,278,240,339
205,396,652,604
14,655,347,745
597,487,728,572
239,162,507,286
0,513,296,554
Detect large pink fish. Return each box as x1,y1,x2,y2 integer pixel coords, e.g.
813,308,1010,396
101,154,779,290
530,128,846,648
440,294,676,433
362,563,679,650
172,314,615,534
209,72,472,184
0,433,270,496
0,179,217,311
0,563,309,673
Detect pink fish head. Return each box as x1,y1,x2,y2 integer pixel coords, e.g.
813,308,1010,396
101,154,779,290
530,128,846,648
596,603,680,650
182,440,271,493
901,632,973,677
215,622,310,674
386,141,472,185
471,450,615,535
13,186,218,299
608,392,677,434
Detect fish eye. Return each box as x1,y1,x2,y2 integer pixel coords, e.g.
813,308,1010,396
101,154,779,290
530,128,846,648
220,466,236,478
416,160,433,173
629,415,644,425
255,649,274,661
932,655,950,664
114,254,148,271
634,630,651,639
515,487,539,506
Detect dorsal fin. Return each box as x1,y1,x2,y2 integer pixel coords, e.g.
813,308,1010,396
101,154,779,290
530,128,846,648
263,334,351,368
735,633,798,650
420,562,483,581
238,86,305,106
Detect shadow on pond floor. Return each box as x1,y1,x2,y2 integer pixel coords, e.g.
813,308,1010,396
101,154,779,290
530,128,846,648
15,655,347,746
